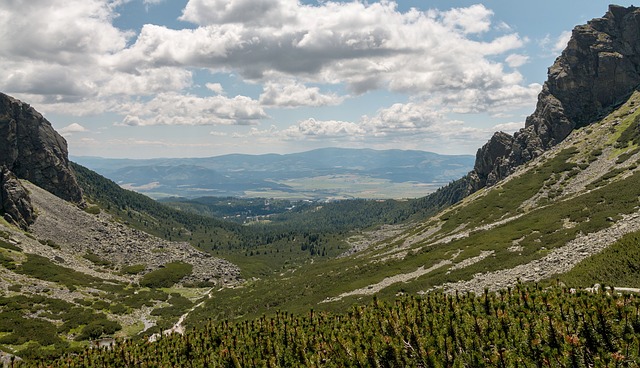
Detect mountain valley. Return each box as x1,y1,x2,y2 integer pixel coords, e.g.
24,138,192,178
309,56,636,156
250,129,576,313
2,4,640,367
73,148,474,200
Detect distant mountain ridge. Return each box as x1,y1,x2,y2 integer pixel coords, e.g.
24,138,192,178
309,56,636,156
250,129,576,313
73,148,474,199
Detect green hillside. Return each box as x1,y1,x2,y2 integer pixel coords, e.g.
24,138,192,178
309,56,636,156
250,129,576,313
29,285,640,367
6,90,640,365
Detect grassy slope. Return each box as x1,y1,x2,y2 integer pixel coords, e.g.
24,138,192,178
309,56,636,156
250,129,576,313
182,91,640,324
10,91,640,364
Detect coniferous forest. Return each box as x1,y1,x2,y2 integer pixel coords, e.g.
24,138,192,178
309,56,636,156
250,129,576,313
21,284,640,367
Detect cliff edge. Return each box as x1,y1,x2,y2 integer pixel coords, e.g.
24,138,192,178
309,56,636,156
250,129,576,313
469,5,640,191
0,93,83,204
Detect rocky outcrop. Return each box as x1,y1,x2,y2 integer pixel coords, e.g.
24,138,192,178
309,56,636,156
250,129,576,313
0,166,34,230
469,5,640,191
0,93,83,204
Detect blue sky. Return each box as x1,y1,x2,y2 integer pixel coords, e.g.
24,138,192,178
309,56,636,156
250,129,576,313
0,1,625,158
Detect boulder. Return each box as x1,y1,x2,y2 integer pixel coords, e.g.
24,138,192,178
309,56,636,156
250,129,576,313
0,166,34,230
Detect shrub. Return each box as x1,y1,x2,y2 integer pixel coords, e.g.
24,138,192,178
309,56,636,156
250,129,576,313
38,239,60,249
75,318,122,341
109,303,128,315
121,264,146,275
83,205,101,215
83,252,112,267
16,254,97,288
0,239,20,251
92,300,110,310
139,262,193,288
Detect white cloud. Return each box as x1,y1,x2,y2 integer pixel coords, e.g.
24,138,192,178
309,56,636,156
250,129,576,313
206,83,225,94
0,0,131,65
262,101,483,143
116,92,267,126
554,30,572,53
0,0,540,150
505,54,529,68
439,4,493,34
180,0,297,27
143,0,164,6
116,0,527,102
101,67,193,96
59,123,88,136
539,30,572,56
492,122,523,133
259,81,345,107
281,118,365,139
360,102,443,135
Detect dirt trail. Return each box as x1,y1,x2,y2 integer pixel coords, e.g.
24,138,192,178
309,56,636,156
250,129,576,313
149,288,214,342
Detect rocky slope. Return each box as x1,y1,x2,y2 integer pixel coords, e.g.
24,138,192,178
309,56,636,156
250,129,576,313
26,181,241,286
468,5,640,191
0,92,83,204
0,168,242,358
0,92,245,359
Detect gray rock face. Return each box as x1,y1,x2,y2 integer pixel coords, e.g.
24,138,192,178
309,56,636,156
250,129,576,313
0,166,34,230
0,92,83,203
469,5,640,191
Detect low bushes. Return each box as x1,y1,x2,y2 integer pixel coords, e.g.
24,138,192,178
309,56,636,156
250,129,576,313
140,262,193,288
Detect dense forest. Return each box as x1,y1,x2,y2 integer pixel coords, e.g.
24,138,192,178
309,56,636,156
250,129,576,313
72,162,461,277
22,284,640,367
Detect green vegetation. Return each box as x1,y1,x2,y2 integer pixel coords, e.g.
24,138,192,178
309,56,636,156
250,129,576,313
120,263,145,275
139,262,193,288
72,162,451,278
83,205,101,215
180,145,640,323
0,294,122,360
0,238,20,252
160,197,302,222
37,239,60,250
558,230,640,287
615,113,640,148
438,147,578,235
150,293,193,320
16,254,98,288
31,285,640,367
10,91,637,366
82,252,111,267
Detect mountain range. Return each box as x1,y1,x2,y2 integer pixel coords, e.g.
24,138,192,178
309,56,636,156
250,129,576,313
73,148,474,200
2,4,640,366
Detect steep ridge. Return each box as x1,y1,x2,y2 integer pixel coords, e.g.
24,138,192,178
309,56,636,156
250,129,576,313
469,5,640,192
0,92,83,204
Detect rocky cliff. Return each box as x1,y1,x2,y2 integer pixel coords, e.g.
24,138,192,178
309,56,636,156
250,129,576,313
469,4,640,191
0,92,83,204
0,166,34,230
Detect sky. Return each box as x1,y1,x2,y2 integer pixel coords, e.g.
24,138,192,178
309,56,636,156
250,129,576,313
0,0,628,159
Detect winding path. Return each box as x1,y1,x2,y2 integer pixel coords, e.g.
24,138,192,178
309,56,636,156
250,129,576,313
149,288,215,342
